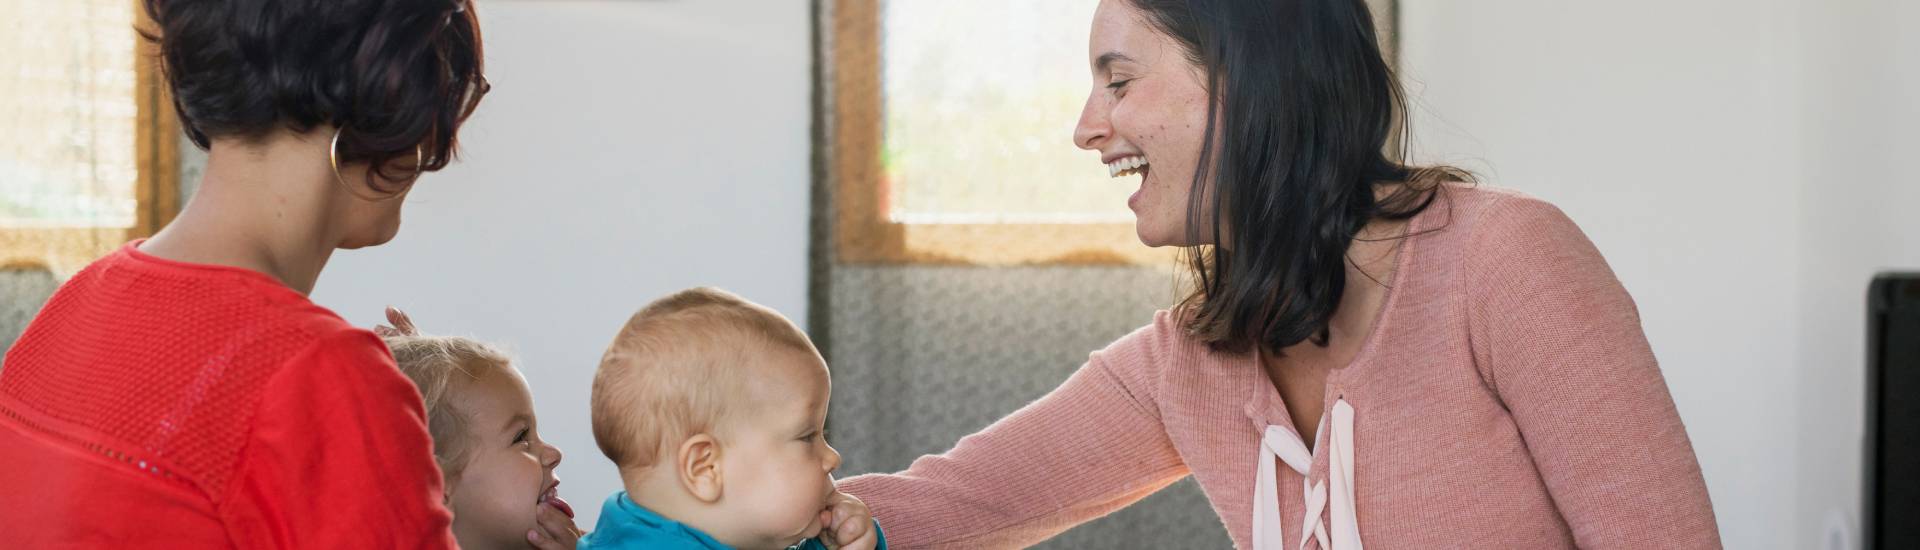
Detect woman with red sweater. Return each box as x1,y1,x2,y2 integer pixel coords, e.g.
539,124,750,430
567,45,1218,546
0,1,558,547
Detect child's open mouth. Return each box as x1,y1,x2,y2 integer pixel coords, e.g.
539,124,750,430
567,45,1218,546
540,481,574,518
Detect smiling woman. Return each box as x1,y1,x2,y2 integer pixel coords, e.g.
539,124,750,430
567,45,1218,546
835,0,1720,548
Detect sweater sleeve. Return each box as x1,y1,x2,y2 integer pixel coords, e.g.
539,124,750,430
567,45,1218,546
219,328,458,549
835,321,1191,549
1465,195,1721,548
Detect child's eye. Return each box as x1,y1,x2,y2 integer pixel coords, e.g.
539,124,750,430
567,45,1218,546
514,428,530,445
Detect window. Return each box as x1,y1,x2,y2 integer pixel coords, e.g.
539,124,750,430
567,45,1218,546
827,0,1170,265
1,0,180,275
826,0,1397,265
880,1,1133,227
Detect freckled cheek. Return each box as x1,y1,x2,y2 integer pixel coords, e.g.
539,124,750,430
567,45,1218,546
1110,89,1158,140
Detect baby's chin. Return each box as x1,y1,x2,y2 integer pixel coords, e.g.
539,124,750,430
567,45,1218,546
772,516,825,549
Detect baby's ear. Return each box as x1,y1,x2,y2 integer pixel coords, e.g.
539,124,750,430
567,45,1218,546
677,434,723,503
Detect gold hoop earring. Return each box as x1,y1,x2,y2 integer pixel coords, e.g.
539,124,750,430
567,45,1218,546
330,127,423,202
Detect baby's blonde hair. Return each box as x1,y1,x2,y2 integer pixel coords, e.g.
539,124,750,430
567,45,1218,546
384,334,514,482
593,287,818,472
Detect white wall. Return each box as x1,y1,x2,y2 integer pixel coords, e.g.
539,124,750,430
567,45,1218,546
1795,1,1920,549
311,0,813,527
1401,1,1918,548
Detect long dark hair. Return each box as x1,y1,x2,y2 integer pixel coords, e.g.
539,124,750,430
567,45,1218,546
1129,0,1469,354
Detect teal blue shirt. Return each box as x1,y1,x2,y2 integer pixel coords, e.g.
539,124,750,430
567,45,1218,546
577,492,887,550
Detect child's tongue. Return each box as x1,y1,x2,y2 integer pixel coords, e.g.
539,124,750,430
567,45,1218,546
546,494,574,518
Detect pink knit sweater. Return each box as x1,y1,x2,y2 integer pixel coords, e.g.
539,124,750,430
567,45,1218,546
838,185,1720,549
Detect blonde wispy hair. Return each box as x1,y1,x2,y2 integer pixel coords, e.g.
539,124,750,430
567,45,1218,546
384,334,515,483
592,287,819,472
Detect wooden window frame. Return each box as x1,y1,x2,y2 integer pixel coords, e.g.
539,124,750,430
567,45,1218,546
826,0,1171,266
826,0,1396,266
0,2,180,276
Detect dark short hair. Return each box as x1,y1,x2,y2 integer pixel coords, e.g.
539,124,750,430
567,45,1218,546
1128,0,1470,354
142,0,489,192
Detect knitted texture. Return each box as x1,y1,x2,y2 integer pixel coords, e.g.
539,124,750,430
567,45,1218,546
839,185,1721,549
4,249,327,497
0,243,456,548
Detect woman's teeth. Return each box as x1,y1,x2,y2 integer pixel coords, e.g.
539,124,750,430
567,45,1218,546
1107,155,1149,178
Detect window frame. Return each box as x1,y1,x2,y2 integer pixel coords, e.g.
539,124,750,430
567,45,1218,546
826,0,1171,266
0,4,180,276
825,0,1397,266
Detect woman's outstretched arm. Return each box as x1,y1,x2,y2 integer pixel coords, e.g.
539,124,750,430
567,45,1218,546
837,321,1191,549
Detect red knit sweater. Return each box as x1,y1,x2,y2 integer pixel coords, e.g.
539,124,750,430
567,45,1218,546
0,242,456,548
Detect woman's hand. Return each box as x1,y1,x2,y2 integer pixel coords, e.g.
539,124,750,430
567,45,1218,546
526,500,584,550
372,306,420,337
815,491,879,550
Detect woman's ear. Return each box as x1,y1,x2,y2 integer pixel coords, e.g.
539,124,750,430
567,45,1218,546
677,433,724,503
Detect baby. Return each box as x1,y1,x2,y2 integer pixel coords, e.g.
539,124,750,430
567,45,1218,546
578,287,882,550
380,313,582,550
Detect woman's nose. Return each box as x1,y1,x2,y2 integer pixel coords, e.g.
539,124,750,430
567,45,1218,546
1073,93,1110,151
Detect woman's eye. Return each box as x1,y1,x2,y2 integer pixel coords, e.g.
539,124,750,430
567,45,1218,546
1106,78,1134,91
